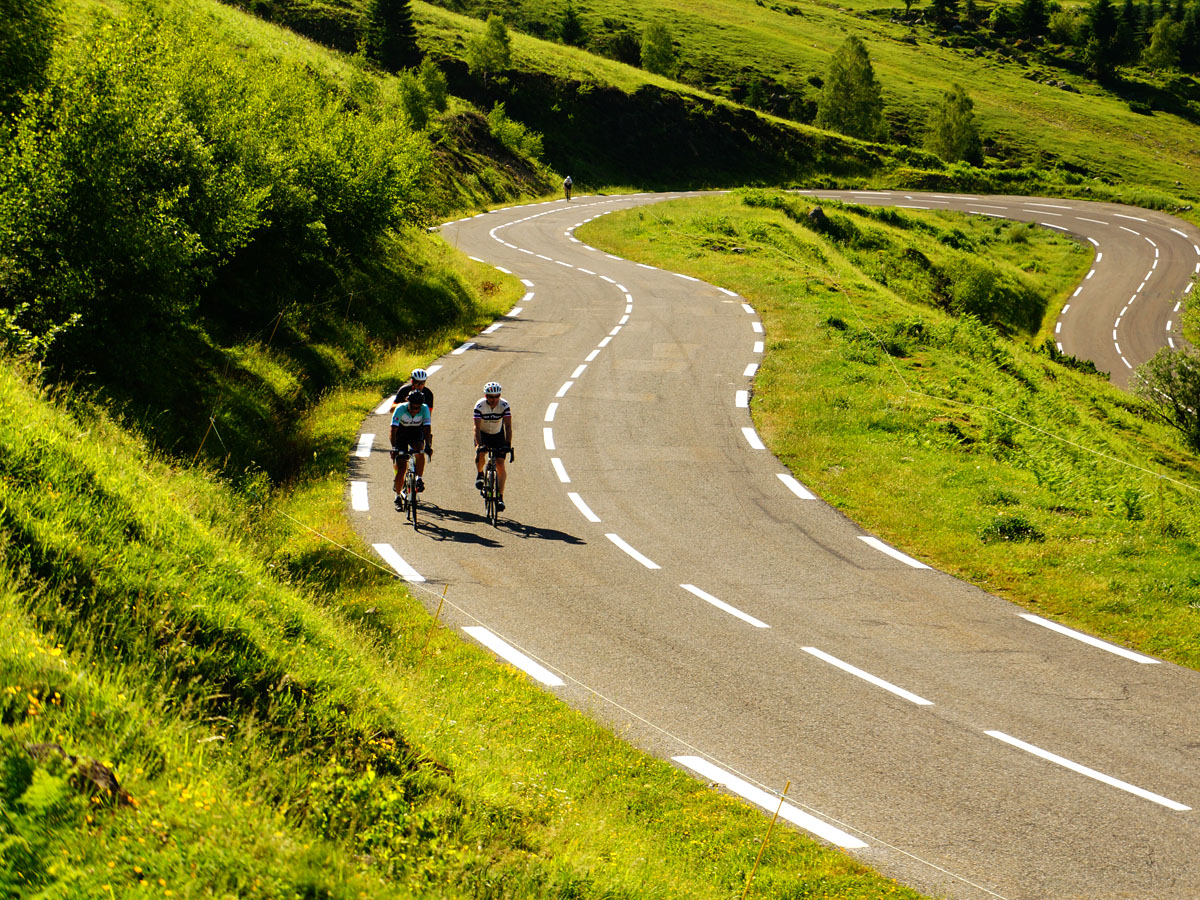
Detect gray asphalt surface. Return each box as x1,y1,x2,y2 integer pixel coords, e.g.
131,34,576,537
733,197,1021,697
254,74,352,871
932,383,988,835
349,191,1200,900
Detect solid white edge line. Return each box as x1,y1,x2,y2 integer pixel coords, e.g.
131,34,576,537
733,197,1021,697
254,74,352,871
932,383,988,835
463,626,565,687
605,533,660,569
551,458,571,483
858,536,929,569
350,481,369,511
735,390,749,408
355,434,375,458
543,428,555,450
672,756,869,849
742,427,766,450
802,647,933,706
680,584,769,628
985,731,1189,810
1018,614,1159,664
567,492,600,522
778,473,817,500
373,543,425,583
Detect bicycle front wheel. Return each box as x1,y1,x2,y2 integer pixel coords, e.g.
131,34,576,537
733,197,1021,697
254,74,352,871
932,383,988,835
485,467,498,527
407,472,419,528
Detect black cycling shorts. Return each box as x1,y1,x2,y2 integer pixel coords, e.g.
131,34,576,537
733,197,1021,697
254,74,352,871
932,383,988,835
393,426,426,454
477,430,507,452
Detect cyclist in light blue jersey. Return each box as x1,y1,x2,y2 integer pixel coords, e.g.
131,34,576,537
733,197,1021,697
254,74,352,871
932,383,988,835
390,390,432,511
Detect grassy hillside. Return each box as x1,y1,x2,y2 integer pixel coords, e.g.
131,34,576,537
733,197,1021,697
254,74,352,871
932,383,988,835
579,192,1200,668
4,0,1200,896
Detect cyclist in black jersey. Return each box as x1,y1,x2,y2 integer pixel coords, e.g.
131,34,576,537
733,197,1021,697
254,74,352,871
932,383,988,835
391,368,433,413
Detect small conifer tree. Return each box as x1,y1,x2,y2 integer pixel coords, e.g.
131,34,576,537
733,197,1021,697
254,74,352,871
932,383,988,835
560,2,586,47
365,0,421,72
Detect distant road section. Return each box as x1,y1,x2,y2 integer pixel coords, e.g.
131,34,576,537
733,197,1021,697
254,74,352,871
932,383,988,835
799,189,1200,387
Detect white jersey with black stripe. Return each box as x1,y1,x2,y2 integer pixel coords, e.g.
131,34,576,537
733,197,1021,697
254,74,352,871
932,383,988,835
473,397,510,435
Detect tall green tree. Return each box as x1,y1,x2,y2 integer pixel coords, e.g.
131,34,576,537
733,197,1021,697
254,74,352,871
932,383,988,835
364,0,420,72
1018,0,1050,35
1181,4,1200,72
815,36,887,141
640,22,676,76
1117,0,1143,62
466,14,512,85
0,0,59,117
925,83,983,164
1085,0,1121,79
1142,14,1184,66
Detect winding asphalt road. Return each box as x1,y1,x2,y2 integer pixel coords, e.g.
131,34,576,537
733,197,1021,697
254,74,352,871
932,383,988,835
349,191,1200,900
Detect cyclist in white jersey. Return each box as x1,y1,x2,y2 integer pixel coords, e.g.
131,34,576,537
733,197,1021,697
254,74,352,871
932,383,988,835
390,390,432,510
473,381,512,511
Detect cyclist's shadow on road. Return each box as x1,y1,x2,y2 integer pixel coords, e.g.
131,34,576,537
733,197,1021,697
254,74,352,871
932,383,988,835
419,503,586,546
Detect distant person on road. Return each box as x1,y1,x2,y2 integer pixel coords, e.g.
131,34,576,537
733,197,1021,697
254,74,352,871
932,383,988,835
563,175,573,201
474,381,512,512
390,367,433,413
390,389,432,511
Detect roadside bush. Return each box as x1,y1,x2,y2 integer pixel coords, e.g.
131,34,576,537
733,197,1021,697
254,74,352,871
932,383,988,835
979,513,1045,542
486,101,544,160
0,6,430,389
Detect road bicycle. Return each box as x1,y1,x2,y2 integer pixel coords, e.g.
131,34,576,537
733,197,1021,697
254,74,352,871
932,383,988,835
477,445,513,527
391,448,421,529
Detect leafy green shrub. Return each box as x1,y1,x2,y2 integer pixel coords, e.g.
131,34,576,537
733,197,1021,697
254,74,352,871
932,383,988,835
979,514,1045,542
0,5,431,418
486,101,544,160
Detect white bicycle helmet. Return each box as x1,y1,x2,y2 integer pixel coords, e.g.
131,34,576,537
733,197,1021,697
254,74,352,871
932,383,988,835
484,381,502,396
411,368,428,382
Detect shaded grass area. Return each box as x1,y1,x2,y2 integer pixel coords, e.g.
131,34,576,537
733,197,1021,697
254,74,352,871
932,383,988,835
0,335,927,898
579,192,1200,669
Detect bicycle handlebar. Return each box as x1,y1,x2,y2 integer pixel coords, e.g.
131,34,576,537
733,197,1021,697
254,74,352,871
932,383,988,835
474,446,514,462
